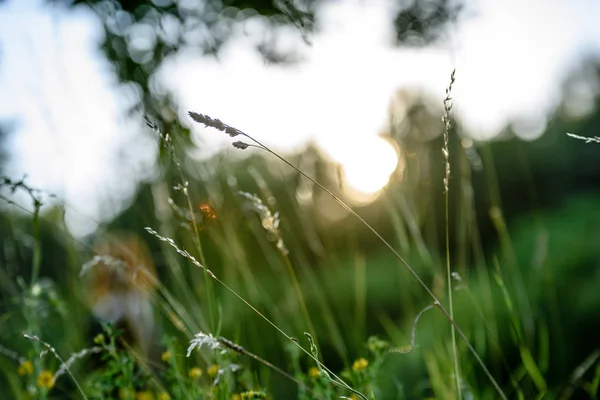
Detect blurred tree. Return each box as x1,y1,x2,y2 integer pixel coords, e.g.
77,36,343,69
63,0,321,151
53,0,462,149
393,0,462,46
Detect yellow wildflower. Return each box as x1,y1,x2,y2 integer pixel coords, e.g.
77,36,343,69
206,364,219,378
93,333,105,345
230,394,242,400
189,367,203,378
157,393,170,400
135,391,154,400
352,358,369,372
161,351,171,362
18,360,34,376
36,370,54,389
308,366,320,378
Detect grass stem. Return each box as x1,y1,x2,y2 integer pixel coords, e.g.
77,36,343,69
189,110,508,400
443,69,462,399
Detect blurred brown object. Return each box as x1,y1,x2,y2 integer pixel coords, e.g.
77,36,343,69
83,231,158,359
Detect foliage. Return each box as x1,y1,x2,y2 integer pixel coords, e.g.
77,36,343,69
2,94,600,397
2,3,600,398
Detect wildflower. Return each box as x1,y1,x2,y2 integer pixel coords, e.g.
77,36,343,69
36,370,54,389
135,391,154,400
352,358,369,372
17,360,33,376
93,333,105,345
230,394,242,400
189,367,203,378
367,336,389,354
161,351,171,362
308,366,320,378
199,203,216,220
207,364,219,378
157,393,170,400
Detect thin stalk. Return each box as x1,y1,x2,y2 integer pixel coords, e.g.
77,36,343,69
151,180,207,329
217,336,326,399
0,177,43,285
147,119,218,334
31,202,42,286
244,136,504,398
23,334,88,400
145,227,367,400
6,189,317,398
443,70,461,398
182,184,218,333
282,254,319,354
188,111,507,400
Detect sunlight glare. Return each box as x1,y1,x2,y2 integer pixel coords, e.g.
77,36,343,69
330,136,398,196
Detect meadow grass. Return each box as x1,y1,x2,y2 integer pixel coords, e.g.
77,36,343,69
0,80,599,400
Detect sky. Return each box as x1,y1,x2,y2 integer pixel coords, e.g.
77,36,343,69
1,0,600,236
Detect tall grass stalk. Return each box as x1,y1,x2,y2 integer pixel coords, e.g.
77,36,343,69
151,180,208,329
188,110,508,400
238,188,319,346
145,117,218,333
144,227,367,399
0,177,44,286
216,335,324,399
279,188,349,360
282,254,320,354
566,132,600,143
1,176,332,397
1,177,47,362
23,334,88,400
442,69,461,398
245,167,321,349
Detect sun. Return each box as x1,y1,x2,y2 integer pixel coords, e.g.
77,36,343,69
326,136,399,198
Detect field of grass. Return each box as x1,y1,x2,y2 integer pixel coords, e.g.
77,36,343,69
1,75,599,399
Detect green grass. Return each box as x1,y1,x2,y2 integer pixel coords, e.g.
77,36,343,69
1,93,600,399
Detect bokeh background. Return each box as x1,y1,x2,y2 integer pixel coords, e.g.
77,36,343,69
1,0,599,398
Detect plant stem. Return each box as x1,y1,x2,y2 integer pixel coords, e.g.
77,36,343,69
282,254,319,355
443,69,461,399
146,227,367,399
245,136,506,400
188,111,508,399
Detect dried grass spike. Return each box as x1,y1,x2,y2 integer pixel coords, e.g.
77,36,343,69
188,111,242,137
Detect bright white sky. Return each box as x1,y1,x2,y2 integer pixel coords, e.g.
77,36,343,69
1,0,599,236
